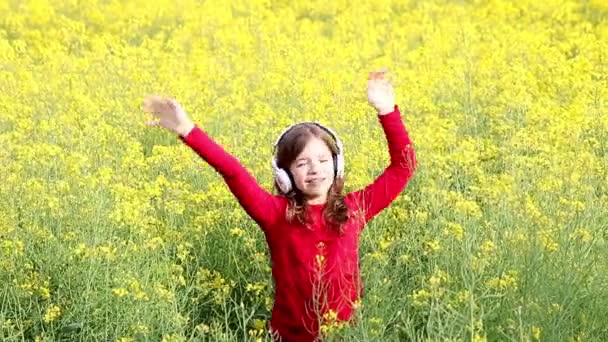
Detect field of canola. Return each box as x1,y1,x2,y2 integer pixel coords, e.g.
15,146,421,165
1,0,608,340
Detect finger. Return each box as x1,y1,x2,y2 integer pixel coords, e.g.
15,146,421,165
163,96,174,107
143,95,163,112
143,97,153,112
373,80,388,90
380,69,391,80
381,79,393,87
168,99,181,112
144,95,163,105
383,82,394,93
367,79,379,88
372,78,387,85
146,120,160,127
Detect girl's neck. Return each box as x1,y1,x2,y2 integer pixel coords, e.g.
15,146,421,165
305,196,327,206
307,202,326,208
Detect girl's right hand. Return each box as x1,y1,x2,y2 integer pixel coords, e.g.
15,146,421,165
143,95,195,137
367,68,396,115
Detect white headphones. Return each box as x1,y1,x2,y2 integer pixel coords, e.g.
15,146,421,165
271,122,345,194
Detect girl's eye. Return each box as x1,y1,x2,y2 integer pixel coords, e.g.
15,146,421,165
320,160,328,163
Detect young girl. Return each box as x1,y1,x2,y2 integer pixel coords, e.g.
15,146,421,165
142,69,417,341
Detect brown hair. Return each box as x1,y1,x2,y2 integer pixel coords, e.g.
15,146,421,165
273,123,349,233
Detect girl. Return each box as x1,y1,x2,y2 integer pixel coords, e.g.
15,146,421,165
142,69,417,341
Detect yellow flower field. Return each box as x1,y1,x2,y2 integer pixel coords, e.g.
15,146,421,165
1,0,607,340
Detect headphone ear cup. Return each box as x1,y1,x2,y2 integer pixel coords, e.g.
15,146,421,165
275,168,292,194
336,153,345,178
272,158,292,194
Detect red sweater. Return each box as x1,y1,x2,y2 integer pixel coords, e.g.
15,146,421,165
180,105,416,341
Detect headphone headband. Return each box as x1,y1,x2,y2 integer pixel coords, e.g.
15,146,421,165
273,121,343,154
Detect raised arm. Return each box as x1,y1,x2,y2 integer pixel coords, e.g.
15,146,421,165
346,105,416,224
143,96,282,230
346,69,417,226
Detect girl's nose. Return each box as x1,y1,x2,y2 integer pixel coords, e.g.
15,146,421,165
308,162,320,173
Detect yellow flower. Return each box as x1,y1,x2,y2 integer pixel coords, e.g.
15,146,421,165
480,240,495,255
315,254,326,268
444,222,464,241
570,227,592,243
539,230,559,252
154,284,175,302
428,268,449,289
245,282,266,296
133,290,149,301
486,271,518,291
409,289,431,307
456,290,470,303
161,334,185,342
423,239,441,255
196,324,210,333
43,305,61,323
230,227,245,237
144,237,165,250
531,325,542,340
112,288,129,298
378,236,394,250
320,309,347,336
39,285,50,300
472,333,487,342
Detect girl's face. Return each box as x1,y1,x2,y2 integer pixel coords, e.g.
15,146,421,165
288,136,335,205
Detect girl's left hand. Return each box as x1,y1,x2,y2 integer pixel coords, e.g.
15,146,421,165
143,95,195,137
367,68,395,115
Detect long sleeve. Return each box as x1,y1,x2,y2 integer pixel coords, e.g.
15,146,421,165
179,125,282,230
346,105,417,226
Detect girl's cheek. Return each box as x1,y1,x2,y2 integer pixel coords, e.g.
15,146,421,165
296,172,307,184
